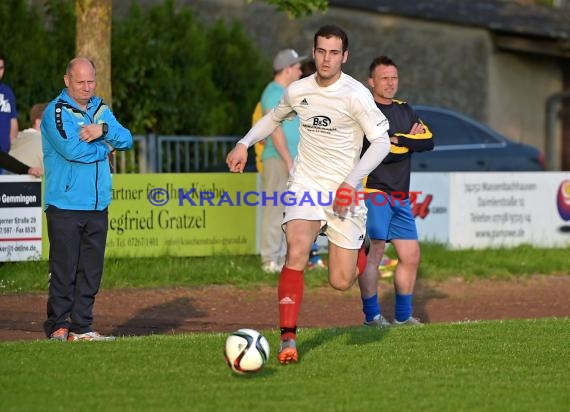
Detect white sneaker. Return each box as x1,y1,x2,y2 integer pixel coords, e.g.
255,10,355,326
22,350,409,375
67,331,116,341
262,261,281,273
393,317,423,326
307,258,327,270
363,314,391,328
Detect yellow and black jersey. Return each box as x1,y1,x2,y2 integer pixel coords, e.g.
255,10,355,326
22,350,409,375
362,100,433,196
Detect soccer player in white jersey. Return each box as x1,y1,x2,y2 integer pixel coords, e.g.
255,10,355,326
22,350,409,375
226,25,391,365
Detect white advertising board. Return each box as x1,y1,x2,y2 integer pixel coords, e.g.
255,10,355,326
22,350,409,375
409,173,450,244
411,172,570,249
0,175,42,261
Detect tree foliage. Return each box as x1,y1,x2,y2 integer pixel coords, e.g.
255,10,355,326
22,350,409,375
0,0,74,127
111,0,268,135
248,0,328,18
0,0,268,136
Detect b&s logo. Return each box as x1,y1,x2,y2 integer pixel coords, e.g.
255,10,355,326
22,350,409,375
556,179,570,221
309,116,331,127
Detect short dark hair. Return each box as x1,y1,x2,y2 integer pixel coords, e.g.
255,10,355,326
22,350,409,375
314,25,349,52
369,56,397,78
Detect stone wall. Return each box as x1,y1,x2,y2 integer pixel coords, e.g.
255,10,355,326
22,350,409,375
115,0,563,152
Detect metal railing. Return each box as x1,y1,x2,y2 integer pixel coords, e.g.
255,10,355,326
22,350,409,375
114,134,240,173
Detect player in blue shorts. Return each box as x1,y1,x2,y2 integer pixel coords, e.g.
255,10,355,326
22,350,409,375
359,56,434,326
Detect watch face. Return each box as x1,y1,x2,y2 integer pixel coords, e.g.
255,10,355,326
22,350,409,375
103,123,108,134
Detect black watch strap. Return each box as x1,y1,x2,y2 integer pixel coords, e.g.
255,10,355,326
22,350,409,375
102,122,109,136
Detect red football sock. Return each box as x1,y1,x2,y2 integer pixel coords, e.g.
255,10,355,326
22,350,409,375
356,244,368,276
278,266,304,341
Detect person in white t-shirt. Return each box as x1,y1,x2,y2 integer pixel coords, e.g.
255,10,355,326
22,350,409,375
226,25,390,365
9,102,46,170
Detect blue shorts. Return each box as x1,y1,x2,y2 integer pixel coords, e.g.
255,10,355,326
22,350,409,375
365,196,418,241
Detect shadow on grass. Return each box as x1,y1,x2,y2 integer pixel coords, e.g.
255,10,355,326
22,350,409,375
228,366,278,379
377,278,448,324
111,297,207,337
291,275,448,361
298,326,391,361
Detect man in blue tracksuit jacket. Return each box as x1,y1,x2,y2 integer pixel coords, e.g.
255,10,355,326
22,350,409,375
41,57,132,341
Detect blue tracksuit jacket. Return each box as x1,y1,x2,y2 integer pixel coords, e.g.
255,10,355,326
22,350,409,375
41,89,133,211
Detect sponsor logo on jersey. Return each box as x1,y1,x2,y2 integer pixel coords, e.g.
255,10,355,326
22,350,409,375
308,115,331,127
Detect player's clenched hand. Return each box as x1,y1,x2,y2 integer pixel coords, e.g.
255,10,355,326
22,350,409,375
333,181,357,218
226,143,248,173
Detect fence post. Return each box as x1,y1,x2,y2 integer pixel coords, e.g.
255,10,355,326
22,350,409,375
147,133,157,173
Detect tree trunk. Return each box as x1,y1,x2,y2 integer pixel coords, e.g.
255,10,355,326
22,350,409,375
75,0,112,106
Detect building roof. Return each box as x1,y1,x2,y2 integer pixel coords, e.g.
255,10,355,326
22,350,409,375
330,0,570,40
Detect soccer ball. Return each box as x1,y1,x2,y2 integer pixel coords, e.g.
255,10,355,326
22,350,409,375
224,328,270,374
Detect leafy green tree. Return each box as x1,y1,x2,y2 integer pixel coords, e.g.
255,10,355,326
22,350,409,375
112,0,267,136
0,0,74,127
1,0,269,136
205,20,269,134
248,0,328,18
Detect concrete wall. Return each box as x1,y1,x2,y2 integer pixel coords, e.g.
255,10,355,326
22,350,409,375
115,0,563,153
488,52,562,164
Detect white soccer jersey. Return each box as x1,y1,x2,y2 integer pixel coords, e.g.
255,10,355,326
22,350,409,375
272,72,389,192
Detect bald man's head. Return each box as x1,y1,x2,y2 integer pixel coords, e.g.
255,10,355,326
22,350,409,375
64,57,96,109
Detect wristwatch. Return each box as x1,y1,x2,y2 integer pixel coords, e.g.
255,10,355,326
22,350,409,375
101,122,109,136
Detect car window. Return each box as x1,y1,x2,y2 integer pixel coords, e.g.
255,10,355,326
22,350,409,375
418,110,502,146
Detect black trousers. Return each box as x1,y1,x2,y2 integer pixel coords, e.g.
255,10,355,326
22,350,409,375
43,207,108,336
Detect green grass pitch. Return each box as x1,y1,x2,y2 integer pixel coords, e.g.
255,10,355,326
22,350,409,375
0,318,568,411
